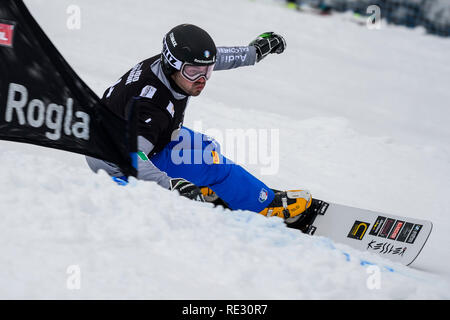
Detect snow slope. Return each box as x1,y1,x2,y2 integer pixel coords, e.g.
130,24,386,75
1,0,449,298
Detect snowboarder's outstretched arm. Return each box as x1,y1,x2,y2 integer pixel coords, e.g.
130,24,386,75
214,32,286,71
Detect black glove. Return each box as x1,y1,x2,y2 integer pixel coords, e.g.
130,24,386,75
249,32,286,63
170,178,205,202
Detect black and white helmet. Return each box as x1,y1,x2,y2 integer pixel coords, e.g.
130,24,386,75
161,24,217,77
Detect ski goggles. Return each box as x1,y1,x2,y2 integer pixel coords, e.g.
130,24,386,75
181,63,215,82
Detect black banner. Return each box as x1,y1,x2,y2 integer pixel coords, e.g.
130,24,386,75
0,0,137,177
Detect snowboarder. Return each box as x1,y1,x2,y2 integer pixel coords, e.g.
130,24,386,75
86,24,312,219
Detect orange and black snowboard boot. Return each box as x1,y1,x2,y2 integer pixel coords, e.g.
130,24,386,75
259,190,312,219
200,187,312,219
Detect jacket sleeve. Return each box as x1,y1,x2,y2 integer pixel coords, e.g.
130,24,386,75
134,99,173,189
136,136,171,189
84,136,172,189
214,46,257,71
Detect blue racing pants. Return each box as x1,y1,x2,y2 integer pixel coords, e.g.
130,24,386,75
150,127,274,213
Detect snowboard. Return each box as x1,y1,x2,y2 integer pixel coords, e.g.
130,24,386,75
285,199,433,266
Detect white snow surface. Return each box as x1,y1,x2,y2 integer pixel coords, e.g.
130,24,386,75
1,0,449,299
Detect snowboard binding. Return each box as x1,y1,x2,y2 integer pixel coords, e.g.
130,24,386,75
199,187,326,233
284,198,329,234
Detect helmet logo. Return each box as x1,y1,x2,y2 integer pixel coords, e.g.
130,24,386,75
169,32,177,47
204,50,210,58
162,38,183,70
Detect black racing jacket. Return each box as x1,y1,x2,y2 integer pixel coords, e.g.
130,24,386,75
101,45,257,157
